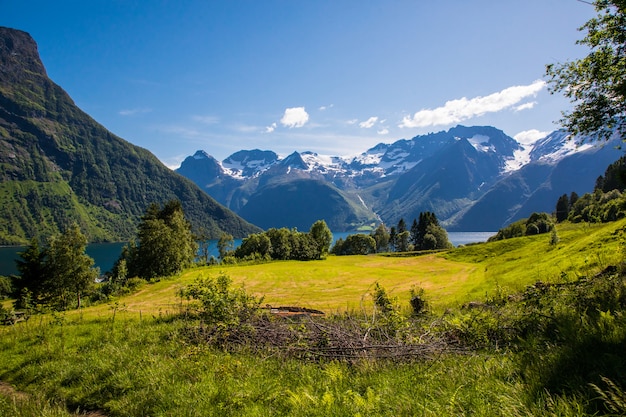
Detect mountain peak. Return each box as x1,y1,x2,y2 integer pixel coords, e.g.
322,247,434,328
0,27,48,83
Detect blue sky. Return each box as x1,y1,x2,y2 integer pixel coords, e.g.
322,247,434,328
3,1,596,168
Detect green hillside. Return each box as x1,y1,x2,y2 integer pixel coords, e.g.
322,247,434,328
0,27,260,244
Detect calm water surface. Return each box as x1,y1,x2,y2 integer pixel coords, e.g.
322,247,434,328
0,231,495,276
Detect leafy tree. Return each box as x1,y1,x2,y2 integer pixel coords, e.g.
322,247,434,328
234,233,271,260
266,228,292,260
44,223,98,309
122,200,198,279
396,230,411,252
217,233,235,261
331,234,376,255
309,220,333,259
546,0,626,140
371,223,390,252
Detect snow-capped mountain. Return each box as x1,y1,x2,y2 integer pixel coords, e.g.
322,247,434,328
176,125,623,231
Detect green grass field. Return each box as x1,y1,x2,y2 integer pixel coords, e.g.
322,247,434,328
1,219,625,416
73,219,626,320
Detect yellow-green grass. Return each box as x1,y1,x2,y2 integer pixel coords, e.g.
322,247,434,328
71,218,626,320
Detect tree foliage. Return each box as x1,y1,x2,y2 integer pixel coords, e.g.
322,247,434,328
118,200,198,279
234,220,332,262
331,234,376,256
489,213,555,242
546,0,626,140
14,224,98,310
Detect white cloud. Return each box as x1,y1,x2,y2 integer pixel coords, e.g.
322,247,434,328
346,119,359,125
280,107,309,128
359,116,379,128
119,108,152,116
514,102,537,112
319,104,334,111
377,128,389,135
399,80,546,128
265,122,277,133
514,129,549,146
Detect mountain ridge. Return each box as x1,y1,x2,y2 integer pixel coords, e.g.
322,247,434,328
177,125,623,232
0,27,261,244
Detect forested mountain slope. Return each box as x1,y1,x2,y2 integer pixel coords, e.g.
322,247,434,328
0,27,260,244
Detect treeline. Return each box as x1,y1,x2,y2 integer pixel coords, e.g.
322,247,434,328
555,155,626,224
332,212,452,256
218,220,333,262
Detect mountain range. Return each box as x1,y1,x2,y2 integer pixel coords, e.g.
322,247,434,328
176,126,624,232
0,27,260,244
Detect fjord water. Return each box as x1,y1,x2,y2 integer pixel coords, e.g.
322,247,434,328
0,232,495,277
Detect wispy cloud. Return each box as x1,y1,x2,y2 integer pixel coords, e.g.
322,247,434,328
399,80,546,128
280,107,310,128
119,108,152,116
359,116,379,129
377,128,389,135
319,104,334,111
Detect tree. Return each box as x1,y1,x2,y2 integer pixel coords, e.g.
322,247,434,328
555,194,570,222
234,233,271,260
546,0,626,141
217,233,235,261
396,231,411,252
331,234,376,255
371,223,390,252
45,223,98,309
309,220,333,259
14,238,47,307
123,200,198,279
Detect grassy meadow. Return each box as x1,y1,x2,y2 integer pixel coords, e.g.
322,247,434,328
0,219,625,416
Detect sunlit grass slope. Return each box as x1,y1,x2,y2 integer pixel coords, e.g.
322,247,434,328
77,219,626,319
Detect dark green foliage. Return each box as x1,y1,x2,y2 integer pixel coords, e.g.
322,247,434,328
235,222,328,262
0,275,13,299
178,274,262,330
546,0,626,141
371,223,390,252
599,155,626,192
119,201,198,279
555,194,570,222
308,220,333,258
412,212,453,250
489,212,555,241
217,233,235,260
568,189,626,223
331,234,376,255
13,224,97,310
0,28,259,244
